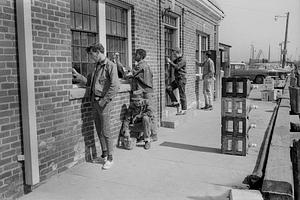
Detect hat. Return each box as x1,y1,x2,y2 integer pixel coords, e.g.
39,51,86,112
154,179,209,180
171,47,182,54
205,51,211,56
131,90,143,100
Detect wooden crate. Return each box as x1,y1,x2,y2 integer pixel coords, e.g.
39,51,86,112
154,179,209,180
221,135,247,156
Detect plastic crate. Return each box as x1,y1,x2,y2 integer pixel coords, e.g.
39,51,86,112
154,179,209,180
221,135,247,156
222,116,248,137
222,77,251,98
222,97,249,117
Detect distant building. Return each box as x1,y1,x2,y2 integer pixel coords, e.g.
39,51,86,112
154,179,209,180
0,0,224,198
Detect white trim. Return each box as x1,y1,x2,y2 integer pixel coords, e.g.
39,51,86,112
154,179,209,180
99,0,132,67
16,0,39,185
98,0,106,53
196,0,224,18
127,9,132,67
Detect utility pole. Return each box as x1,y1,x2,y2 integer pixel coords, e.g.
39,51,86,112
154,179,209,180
275,12,290,68
268,44,270,62
282,12,289,68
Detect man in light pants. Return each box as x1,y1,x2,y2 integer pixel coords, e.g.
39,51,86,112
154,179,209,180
199,51,215,110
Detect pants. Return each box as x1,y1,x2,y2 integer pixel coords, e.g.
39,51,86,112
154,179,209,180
166,79,187,110
129,116,152,142
143,92,157,136
203,77,214,106
92,100,114,157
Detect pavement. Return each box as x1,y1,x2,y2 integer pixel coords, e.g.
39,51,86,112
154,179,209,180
18,87,276,200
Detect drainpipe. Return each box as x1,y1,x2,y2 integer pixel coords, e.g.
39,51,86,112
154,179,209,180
158,0,163,121
16,0,40,185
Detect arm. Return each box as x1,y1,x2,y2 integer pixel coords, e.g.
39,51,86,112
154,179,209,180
169,58,186,71
103,63,120,103
73,68,88,85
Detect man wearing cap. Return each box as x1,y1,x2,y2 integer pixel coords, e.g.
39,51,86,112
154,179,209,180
197,51,215,110
72,43,120,170
166,47,187,115
122,90,155,150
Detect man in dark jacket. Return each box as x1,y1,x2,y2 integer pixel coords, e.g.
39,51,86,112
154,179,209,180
122,90,155,150
166,47,187,115
72,43,120,170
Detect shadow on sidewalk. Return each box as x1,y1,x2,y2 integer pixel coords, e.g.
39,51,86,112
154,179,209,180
160,141,221,154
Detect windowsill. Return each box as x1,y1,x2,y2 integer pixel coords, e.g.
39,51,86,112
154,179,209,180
69,79,131,100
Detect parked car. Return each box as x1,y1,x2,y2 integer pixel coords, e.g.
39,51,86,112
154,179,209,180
230,62,290,84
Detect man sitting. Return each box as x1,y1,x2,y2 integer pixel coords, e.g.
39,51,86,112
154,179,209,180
122,90,155,150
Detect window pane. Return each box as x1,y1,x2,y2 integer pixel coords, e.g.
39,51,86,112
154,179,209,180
71,13,74,29
83,15,89,30
72,32,80,46
81,63,88,77
90,16,97,32
90,0,97,16
81,33,88,46
82,0,89,14
74,0,82,13
111,6,116,21
106,20,111,35
116,8,122,22
81,48,88,62
70,0,74,12
106,5,111,20
111,21,116,35
121,24,126,37
73,47,81,62
73,63,80,73
116,23,121,36
88,33,96,45
122,10,127,24
75,13,82,29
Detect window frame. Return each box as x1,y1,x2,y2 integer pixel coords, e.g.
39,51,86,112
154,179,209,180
196,31,210,79
70,0,99,84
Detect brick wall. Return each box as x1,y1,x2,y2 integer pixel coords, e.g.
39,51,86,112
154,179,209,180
183,5,217,107
0,0,24,199
0,0,222,199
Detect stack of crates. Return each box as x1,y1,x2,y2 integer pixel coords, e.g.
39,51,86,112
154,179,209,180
221,77,251,156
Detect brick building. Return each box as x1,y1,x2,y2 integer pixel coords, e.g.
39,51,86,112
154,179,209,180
0,0,224,199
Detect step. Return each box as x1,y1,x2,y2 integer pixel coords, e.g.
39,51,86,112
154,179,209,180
230,189,263,200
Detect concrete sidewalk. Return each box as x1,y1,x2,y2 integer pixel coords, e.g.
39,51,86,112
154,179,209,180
19,88,276,200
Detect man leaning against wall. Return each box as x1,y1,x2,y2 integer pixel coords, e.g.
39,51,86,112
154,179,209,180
72,43,120,170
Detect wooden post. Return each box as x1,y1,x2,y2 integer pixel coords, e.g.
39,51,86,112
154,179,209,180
16,0,40,185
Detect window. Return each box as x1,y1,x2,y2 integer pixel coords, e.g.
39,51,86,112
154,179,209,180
105,3,128,67
70,0,98,82
163,14,177,27
196,32,210,77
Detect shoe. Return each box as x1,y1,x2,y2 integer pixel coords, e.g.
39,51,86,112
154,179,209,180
144,141,151,150
200,105,209,110
151,135,158,142
176,110,186,115
205,105,213,111
102,160,114,170
102,156,107,163
169,102,180,107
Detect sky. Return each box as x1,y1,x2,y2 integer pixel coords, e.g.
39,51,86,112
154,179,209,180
218,0,300,63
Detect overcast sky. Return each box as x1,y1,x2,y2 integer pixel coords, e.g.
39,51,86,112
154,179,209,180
218,0,300,63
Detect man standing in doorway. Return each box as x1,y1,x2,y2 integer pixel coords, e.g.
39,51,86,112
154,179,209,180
72,43,120,170
199,51,215,110
166,47,187,115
